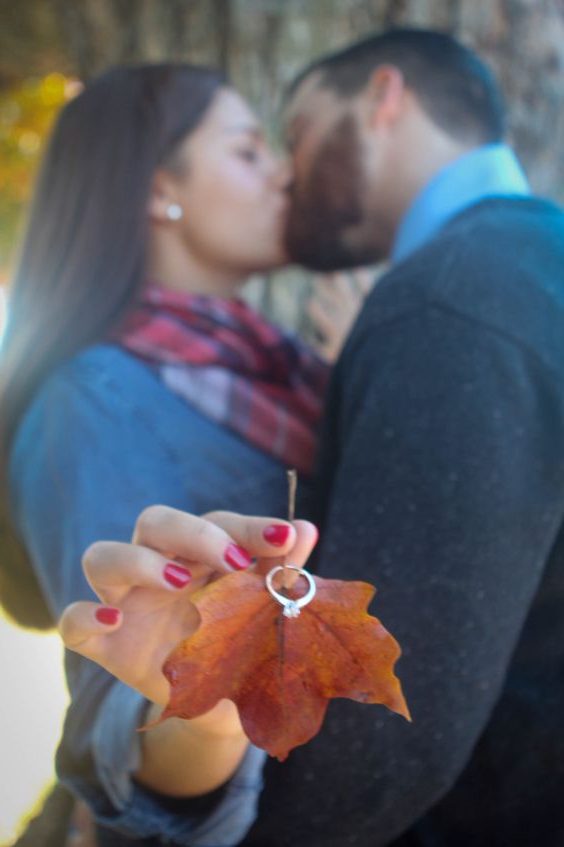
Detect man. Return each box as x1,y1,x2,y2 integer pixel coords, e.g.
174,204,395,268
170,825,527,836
60,29,564,846
240,27,564,846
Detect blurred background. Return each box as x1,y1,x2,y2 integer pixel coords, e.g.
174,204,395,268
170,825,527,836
1,0,564,842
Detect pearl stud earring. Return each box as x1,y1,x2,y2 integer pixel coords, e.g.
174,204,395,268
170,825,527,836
166,203,183,221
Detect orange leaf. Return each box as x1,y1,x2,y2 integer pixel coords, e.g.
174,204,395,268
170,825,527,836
161,570,410,761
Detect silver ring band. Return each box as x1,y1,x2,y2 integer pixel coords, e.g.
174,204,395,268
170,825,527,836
265,565,317,618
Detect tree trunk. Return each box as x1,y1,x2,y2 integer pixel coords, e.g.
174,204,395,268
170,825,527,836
5,0,561,202
2,0,564,321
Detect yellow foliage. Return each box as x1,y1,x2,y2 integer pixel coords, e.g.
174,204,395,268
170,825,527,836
0,74,81,275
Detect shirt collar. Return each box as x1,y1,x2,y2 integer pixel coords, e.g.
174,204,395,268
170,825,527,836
391,143,530,264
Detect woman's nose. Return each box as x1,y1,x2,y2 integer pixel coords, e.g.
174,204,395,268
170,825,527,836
273,157,293,191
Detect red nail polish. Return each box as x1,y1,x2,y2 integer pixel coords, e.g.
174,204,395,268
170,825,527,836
164,562,192,589
95,607,120,626
224,543,253,571
263,524,291,546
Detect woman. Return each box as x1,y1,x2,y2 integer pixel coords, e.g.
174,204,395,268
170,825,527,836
0,64,325,845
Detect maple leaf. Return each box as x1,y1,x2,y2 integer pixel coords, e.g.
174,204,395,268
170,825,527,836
161,570,410,761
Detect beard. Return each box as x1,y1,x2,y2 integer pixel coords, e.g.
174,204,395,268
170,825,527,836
285,114,387,272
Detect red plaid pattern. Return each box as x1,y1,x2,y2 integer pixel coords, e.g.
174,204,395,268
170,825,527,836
114,284,330,475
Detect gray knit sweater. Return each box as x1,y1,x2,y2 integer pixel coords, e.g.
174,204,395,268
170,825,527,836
242,196,564,847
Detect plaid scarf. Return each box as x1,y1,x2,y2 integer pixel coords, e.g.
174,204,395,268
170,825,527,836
115,284,330,475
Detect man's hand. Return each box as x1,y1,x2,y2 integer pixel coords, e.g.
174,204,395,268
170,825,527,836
307,269,374,362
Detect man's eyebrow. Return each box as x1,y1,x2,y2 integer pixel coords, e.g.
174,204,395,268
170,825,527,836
284,113,310,148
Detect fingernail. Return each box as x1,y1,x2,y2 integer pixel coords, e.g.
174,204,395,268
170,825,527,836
164,562,192,589
224,543,253,571
95,607,120,626
263,524,291,546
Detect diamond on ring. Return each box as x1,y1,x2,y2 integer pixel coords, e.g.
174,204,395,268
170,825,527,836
265,564,317,618
283,600,301,618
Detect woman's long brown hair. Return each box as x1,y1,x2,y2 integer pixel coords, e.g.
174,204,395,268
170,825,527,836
0,63,225,628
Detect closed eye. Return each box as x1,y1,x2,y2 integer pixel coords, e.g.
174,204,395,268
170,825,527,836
237,148,259,163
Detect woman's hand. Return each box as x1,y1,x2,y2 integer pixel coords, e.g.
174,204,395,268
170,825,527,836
307,269,374,362
59,508,318,797
59,507,318,710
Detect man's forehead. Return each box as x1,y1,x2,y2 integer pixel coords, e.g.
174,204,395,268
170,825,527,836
284,71,349,145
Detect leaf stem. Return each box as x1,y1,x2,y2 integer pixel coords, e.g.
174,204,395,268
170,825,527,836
287,468,297,524
282,469,298,587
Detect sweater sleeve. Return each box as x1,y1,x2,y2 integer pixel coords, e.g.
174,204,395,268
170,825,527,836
243,303,564,846
9,360,266,846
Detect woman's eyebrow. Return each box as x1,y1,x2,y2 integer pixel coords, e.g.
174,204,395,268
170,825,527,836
224,125,263,139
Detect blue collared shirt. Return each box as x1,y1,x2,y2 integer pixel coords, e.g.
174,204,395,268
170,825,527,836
10,345,291,845
392,143,530,264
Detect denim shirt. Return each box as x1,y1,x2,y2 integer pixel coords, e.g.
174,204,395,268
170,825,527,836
9,344,291,845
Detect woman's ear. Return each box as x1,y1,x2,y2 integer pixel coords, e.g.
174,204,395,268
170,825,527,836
366,64,407,128
147,169,180,223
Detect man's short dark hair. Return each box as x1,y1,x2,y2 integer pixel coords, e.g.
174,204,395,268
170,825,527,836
290,28,505,145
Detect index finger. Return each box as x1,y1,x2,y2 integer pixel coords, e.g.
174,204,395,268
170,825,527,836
132,506,300,574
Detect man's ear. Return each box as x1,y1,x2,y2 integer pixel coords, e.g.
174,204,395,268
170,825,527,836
366,65,407,128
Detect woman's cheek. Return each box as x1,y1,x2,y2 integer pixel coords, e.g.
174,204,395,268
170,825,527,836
220,160,265,203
